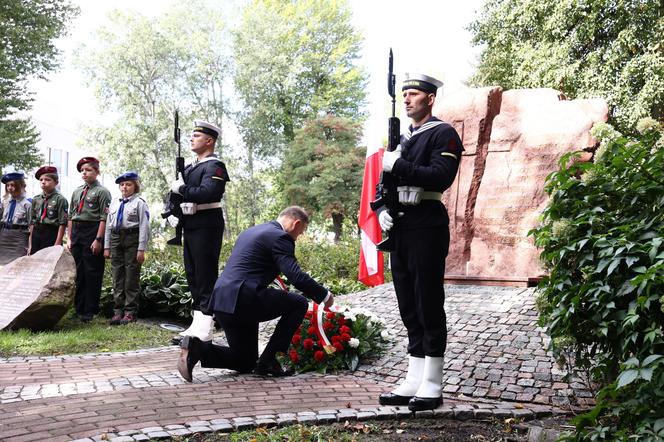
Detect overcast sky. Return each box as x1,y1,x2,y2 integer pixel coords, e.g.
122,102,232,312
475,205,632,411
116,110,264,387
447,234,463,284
28,0,485,151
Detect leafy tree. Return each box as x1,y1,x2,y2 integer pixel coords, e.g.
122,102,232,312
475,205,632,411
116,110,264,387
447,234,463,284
532,119,664,440
0,0,78,171
233,0,367,227
280,115,364,242
77,1,230,202
469,0,663,133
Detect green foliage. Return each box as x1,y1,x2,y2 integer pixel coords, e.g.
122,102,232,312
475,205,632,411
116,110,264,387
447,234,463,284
280,115,365,241
531,118,664,440
469,0,664,133
101,243,193,319
0,315,172,357
233,0,367,159
77,0,230,202
294,235,366,294
0,0,78,170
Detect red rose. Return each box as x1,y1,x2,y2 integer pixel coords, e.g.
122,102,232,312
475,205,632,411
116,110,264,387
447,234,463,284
337,317,346,326
340,325,351,335
289,350,299,363
305,311,313,319
323,321,335,331
326,312,336,319
291,334,301,345
331,335,341,343
307,326,316,335
333,342,344,352
314,351,325,362
341,333,351,342
303,338,314,350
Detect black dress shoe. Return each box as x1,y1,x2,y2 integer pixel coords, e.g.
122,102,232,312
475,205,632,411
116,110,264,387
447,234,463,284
253,358,294,377
379,392,413,406
408,395,442,412
80,314,94,323
177,336,201,382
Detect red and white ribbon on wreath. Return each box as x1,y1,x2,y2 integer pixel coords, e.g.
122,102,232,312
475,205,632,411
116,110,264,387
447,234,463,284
275,276,335,354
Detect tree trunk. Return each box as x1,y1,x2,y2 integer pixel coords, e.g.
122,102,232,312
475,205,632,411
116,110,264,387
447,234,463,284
332,212,343,243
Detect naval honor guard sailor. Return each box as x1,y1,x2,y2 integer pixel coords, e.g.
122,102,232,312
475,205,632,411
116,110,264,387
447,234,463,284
171,120,230,342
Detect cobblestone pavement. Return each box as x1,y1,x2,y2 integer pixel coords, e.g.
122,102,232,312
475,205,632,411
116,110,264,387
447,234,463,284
0,284,589,441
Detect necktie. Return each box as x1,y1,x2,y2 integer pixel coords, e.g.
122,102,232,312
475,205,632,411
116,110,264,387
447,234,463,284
115,199,128,233
40,194,52,222
76,186,89,213
6,199,16,227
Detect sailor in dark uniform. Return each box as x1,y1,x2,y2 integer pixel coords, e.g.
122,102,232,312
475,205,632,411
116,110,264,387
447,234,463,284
171,120,229,341
375,73,464,411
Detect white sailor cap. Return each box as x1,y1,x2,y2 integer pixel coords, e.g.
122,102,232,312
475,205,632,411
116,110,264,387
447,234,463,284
193,120,221,139
402,73,443,95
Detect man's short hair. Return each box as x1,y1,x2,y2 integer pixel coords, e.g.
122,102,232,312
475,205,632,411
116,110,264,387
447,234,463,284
278,206,309,224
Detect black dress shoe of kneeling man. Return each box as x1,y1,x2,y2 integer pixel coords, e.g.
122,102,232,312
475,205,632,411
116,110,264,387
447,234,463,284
177,335,201,382
379,392,413,406
253,358,294,377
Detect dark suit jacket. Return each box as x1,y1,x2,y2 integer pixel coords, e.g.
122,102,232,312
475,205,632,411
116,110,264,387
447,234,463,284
211,221,328,314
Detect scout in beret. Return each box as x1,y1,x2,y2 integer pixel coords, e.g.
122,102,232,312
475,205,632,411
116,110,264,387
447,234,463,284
67,157,112,322
0,172,32,265
170,119,229,343
376,71,464,412
29,166,69,255
104,171,150,325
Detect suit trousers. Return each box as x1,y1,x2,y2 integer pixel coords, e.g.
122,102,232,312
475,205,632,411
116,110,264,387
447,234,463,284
199,288,308,373
70,222,105,316
391,225,449,357
183,225,223,314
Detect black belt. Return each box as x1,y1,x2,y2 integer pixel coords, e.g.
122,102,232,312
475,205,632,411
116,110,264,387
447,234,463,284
113,227,139,234
0,223,28,230
33,224,60,230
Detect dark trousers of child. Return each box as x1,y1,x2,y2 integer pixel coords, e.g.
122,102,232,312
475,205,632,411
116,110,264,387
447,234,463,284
71,221,105,317
110,229,141,315
30,224,59,254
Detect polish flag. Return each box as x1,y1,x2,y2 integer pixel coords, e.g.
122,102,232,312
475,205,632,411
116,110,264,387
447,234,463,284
358,145,384,286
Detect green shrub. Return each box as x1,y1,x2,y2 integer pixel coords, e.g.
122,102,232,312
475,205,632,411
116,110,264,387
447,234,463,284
531,119,664,440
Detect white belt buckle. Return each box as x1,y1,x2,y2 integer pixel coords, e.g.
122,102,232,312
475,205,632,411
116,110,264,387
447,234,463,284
180,202,197,215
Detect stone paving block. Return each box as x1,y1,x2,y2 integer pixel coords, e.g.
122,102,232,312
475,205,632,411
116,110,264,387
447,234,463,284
164,425,185,430
146,432,171,440
187,421,211,427
210,419,231,425
132,435,149,441
315,414,337,424
139,427,163,433
109,437,134,442
188,426,212,433
235,420,256,431
118,430,141,436
297,415,317,424
168,429,192,436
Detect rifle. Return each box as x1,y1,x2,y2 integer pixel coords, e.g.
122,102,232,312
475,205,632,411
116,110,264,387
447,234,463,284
370,48,400,252
161,110,185,245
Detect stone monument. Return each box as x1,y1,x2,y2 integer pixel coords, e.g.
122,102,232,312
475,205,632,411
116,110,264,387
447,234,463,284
0,245,76,330
435,87,608,286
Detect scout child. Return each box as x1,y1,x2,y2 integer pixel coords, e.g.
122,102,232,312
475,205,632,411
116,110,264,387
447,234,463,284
29,166,69,254
0,172,32,265
67,157,112,322
103,172,150,325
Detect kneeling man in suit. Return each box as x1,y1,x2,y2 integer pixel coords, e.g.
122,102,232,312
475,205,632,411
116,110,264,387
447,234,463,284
177,206,335,381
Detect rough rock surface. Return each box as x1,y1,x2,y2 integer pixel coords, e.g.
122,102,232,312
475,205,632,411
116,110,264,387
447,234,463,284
436,88,608,281
0,245,76,330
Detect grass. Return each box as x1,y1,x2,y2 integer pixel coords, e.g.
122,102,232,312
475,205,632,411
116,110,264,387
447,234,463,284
0,313,175,357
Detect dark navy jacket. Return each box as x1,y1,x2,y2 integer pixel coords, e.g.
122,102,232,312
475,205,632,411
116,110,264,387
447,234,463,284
181,155,229,230
211,221,328,314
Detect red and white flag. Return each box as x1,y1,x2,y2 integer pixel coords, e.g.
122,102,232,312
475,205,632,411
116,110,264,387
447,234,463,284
358,145,384,287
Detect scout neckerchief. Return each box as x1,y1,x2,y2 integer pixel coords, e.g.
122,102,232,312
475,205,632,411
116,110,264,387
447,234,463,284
114,197,130,233
76,185,89,213
6,199,17,226
40,192,53,222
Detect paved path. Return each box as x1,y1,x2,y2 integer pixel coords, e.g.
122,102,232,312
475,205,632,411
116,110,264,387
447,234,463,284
0,284,590,441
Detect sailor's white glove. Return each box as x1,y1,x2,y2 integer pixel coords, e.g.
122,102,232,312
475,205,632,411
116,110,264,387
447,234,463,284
171,179,185,195
378,210,394,231
382,145,402,172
